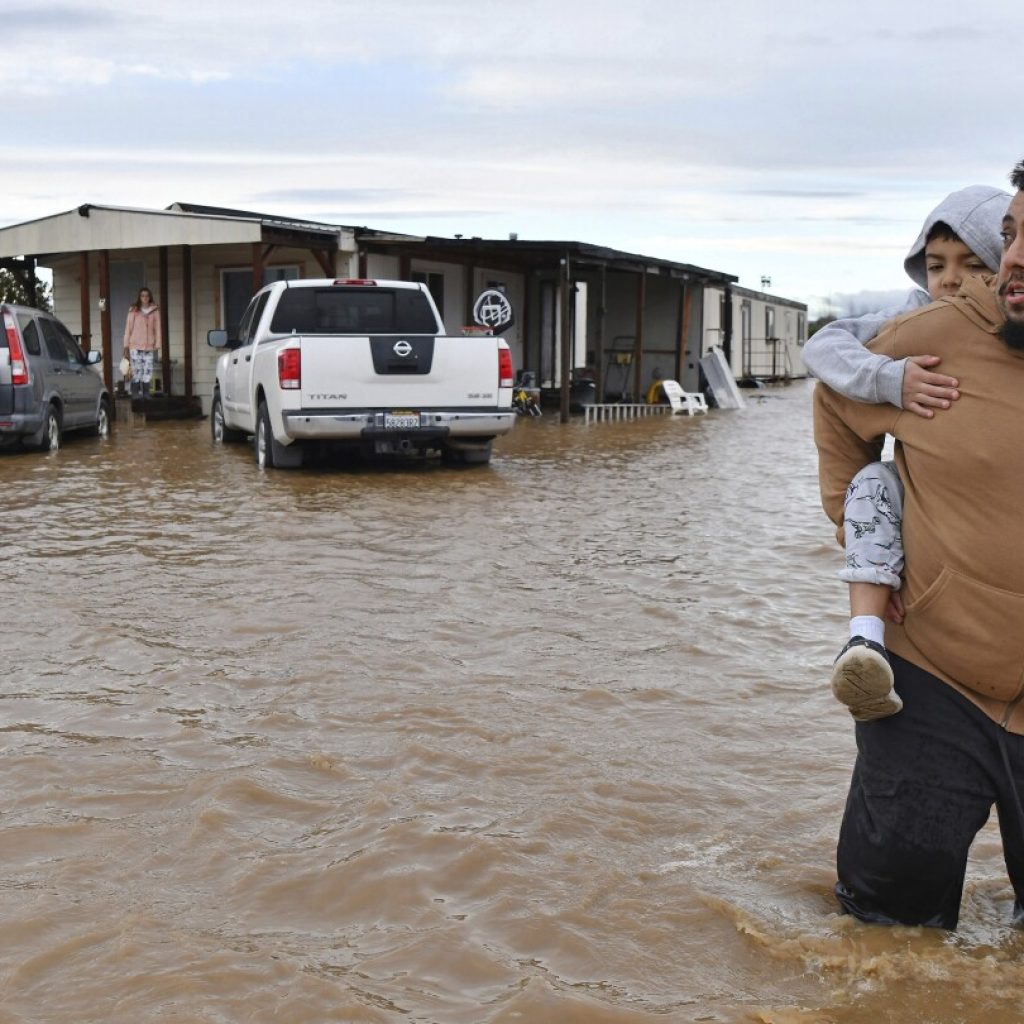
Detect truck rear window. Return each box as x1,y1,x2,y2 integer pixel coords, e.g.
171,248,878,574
270,287,439,335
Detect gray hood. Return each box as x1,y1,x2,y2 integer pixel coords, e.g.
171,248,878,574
904,185,1010,290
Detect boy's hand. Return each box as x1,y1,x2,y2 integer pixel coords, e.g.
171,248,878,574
886,591,905,625
902,355,960,418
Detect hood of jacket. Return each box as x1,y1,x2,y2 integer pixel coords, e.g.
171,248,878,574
939,272,1009,338
904,185,1011,290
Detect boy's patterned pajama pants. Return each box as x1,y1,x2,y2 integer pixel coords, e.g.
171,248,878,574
838,460,904,591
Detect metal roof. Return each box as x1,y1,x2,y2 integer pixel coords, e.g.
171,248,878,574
358,233,738,282
167,202,344,238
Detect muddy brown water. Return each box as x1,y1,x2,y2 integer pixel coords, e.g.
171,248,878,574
2,382,1023,1023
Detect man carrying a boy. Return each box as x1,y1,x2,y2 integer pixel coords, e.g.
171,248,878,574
813,158,1024,930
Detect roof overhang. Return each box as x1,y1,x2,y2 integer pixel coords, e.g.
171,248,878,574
0,204,264,260
358,234,737,284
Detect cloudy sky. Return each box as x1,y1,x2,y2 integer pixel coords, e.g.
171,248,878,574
1,0,1015,315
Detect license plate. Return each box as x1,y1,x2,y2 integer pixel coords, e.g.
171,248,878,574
384,411,420,429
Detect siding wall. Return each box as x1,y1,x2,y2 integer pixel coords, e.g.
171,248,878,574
702,284,808,381
51,244,346,413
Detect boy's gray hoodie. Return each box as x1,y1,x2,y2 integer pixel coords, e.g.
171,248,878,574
803,185,1011,407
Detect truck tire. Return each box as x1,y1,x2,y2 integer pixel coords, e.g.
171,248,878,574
211,392,246,444
255,400,303,469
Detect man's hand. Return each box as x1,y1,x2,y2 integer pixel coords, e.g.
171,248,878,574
902,355,960,418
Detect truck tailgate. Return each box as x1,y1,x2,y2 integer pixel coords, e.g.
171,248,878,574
298,335,501,408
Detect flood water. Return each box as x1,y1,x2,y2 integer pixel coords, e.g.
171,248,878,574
3,380,1023,1023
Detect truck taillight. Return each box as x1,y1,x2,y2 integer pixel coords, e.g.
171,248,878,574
498,345,514,388
333,279,376,286
278,347,301,390
3,313,27,386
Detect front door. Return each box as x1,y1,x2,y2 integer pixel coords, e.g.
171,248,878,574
111,260,145,386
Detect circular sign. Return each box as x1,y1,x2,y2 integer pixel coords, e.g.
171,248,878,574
472,289,515,333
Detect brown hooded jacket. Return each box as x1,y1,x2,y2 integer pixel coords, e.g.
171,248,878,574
814,274,1024,731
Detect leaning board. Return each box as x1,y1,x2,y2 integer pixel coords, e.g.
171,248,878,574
699,346,746,410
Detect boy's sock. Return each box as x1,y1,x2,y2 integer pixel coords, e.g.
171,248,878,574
850,615,885,648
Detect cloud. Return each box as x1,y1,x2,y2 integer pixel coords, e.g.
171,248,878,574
2,4,117,30
253,189,427,206
746,190,865,200
0,0,1012,311
809,289,912,319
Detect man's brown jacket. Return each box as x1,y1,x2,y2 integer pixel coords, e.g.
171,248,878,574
814,275,1024,731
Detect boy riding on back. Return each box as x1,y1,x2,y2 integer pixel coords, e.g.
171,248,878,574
802,185,1010,721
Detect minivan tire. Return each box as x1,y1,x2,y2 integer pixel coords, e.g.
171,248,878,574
88,398,113,438
35,404,62,452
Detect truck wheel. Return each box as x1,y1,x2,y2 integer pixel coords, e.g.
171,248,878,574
211,392,246,444
256,400,303,469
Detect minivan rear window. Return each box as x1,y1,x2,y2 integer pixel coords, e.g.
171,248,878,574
269,287,438,335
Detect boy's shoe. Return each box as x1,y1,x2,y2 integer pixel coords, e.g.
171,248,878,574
831,636,902,722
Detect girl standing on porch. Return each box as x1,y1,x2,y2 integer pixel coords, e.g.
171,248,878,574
123,287,162,399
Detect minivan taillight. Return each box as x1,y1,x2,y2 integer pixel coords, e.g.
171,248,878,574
3,313,27,386
278,347,301,390
498,345,514,388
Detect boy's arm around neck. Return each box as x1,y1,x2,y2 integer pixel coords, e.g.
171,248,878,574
813,317,903,538
802,289,930,407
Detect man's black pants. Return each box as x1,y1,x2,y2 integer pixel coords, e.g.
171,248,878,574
836,653,1024,929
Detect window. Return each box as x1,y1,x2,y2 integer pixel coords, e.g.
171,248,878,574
270,287,439,335
16,314,41,355
240,293,271,345
765,306,776,342
222,265,300,338
410,271,445,320
40,318,82,363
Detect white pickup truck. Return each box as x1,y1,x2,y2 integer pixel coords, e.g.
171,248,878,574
208,278,516,468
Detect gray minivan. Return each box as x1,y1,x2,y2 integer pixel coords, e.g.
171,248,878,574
0,303,112,451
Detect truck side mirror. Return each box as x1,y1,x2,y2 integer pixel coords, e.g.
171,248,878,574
208,329,230,348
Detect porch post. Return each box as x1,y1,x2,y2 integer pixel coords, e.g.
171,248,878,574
463,264,475,325
22,258,36,309
98,250,113,392
251,241,265,296
159,246,171,394
79,252,91,353
676,279,691,383
310,248,335,277
722,284,733,364
182,245,193,399
521,270,533,378
597,264,607,400
633,270,646,402
560,255,571,423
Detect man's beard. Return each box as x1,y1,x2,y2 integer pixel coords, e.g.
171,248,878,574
999,317,1024,351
